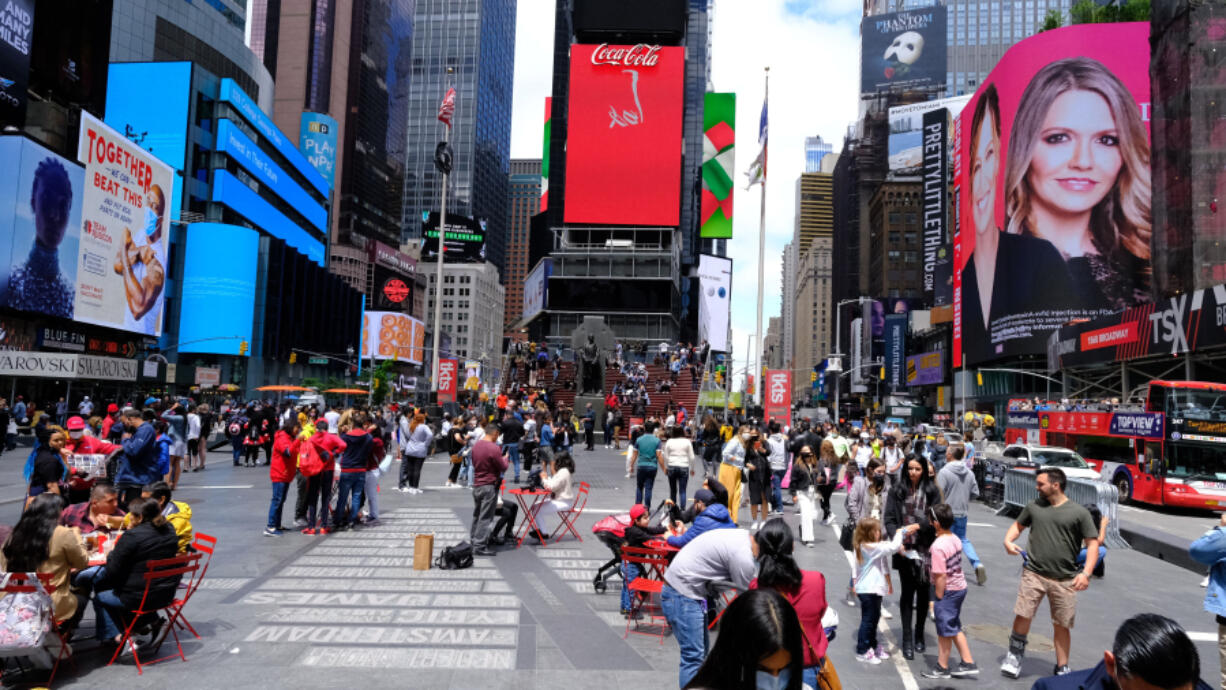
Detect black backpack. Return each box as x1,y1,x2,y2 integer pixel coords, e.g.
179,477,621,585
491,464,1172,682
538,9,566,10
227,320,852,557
435,541,474,570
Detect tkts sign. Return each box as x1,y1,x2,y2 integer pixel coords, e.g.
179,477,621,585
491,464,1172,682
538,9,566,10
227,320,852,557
764,370,792,426
436,358,458,404
590,44,663,67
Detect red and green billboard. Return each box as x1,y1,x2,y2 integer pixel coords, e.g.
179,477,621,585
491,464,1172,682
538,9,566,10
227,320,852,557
701,92,735,239
541,96,551,212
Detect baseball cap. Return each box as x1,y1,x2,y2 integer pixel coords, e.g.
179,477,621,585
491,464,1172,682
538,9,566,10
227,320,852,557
65,416,86,431
107,404,119,414
315,417,329,429
693,489,715,506
629,504,648,520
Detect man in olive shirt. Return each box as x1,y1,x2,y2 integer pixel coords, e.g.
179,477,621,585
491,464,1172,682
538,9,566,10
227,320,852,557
1001,468,1100,679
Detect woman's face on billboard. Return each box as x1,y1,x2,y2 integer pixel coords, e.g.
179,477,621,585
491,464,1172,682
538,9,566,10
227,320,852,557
1028,89,1122,217
970,110,999,236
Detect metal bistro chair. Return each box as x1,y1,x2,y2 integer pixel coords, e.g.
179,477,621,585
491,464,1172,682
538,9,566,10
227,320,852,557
107,553,202,674
548,481,590,543
620,545,672,643
171,532,216,640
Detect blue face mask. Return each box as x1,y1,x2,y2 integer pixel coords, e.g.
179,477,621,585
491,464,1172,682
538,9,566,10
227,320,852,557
756,667,790,690
143,207,159,238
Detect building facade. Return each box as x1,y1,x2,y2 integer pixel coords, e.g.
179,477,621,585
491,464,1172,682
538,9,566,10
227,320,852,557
781,241,797,369
506,159,542,340
402,0,516,276
866,181,924,299
423,261,505,367
763,316,783,369
804,136,834,173
792,237,834,398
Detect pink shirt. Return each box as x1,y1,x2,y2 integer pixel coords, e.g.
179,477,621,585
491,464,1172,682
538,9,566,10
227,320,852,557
929,533,967,591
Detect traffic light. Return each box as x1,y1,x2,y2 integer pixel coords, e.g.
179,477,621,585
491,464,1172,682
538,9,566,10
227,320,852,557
810,371,817,383
976,371,984,387
289,352,297,364
239,340,249,356
879,366,886,380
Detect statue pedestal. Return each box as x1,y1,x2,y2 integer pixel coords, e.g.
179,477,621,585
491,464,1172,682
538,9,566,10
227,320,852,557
574,395,606,444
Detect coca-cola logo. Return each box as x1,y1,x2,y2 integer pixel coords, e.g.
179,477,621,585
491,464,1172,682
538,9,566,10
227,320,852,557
591,44,663,68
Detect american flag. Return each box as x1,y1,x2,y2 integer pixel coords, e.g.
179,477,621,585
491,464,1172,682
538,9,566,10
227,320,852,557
438,87,456,128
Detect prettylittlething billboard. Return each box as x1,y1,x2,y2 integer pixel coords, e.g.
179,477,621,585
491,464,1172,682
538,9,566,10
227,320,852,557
564,44,684,226
953,22,1151,367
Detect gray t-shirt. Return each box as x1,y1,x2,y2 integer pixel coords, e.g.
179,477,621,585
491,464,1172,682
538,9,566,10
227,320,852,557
1017,498,1097,580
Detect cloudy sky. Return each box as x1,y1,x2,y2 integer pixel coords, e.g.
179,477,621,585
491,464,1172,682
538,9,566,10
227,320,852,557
510,0,862,386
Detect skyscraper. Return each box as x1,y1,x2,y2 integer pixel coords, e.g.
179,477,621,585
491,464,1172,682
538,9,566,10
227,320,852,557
804,136,833,173
505,159,541,340
401,0,516,276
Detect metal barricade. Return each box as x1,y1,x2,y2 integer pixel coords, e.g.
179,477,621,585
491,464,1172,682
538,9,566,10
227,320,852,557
998,468,1129,549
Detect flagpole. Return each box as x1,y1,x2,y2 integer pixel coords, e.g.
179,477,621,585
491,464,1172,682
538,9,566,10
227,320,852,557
754,67,769,408
430,74,454,394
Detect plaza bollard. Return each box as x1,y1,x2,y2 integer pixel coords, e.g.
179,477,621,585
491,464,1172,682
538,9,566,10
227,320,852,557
999,468,1129,549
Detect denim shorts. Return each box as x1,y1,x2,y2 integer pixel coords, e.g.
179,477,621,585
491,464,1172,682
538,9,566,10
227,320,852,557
934,587,967,637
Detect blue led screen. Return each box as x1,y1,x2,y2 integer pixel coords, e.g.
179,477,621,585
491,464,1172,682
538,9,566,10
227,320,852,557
211,170,325,266
218,78,329,196
215,119,327,231
177,223,258,355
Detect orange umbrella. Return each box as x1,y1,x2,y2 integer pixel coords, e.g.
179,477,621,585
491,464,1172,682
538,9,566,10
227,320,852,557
256,385,312,392
323,388,370,395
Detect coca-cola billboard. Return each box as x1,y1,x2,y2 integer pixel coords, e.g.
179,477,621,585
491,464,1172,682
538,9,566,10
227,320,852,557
764,370,792,426
437,358,458,403
564,44,684,226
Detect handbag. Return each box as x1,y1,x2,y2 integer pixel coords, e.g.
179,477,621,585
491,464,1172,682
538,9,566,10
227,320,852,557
799,625,841,690
838,515,856,552
0,573,55,666
780,459,793,489
378,452,394,473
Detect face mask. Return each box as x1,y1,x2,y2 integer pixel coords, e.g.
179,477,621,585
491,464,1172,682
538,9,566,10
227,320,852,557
143,207,159,237
741,432,751,440
69,431,82,440
872,474,885,486
755,667,791,690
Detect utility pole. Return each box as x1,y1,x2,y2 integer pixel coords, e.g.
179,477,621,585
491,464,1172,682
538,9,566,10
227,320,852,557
430,69,455,394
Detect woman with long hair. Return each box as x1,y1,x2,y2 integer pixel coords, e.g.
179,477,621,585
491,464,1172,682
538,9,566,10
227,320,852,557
749,519,830,689
1005,56,1151,311
718,425,750,524
884,454,941,660
1,493,89,631
531,451,576,542
685,588,805,690
699,415,721,478
26,430,68,502
400,412,431,494
815,439,838,525
787,444,821,547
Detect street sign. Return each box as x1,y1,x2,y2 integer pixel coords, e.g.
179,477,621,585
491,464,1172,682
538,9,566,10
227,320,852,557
308,357,328,365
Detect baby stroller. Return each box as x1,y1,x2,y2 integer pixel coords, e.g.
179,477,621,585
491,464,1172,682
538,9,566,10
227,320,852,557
590,500,673,594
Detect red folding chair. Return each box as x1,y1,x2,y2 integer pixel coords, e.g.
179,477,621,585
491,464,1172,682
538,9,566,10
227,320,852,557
620,546,671,643
0,572,73,685
548,481,590,543
172,532,216,639
107,553,201,674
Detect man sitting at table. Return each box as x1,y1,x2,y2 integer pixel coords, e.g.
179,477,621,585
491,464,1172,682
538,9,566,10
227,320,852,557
60,484,126,534
140,481,193,553
665,488,735,549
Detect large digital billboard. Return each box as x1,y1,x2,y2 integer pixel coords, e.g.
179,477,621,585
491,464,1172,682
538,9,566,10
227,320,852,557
421,212,486,261
564,44,684,226
887,95,969,173
299,112,338,190
0,0,33,126
953,23,1151,367
522,258,551,324
215,118,327,231
177,223,257,356
861,7,947,95
697,254,731,352
0,136,84,320
362,311,425,364
701,92,736,239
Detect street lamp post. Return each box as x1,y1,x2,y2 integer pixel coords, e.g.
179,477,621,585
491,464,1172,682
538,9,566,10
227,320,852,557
832,297,870,425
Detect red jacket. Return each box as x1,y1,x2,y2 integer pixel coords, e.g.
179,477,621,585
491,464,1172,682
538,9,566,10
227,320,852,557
750,570,828,665
63,436,122,456
311,431,346,472
271,430,299,483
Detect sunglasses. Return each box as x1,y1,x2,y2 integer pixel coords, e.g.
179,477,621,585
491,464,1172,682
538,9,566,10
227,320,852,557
800,453,814,457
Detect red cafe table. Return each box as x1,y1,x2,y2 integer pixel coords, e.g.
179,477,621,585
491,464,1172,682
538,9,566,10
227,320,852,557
508,488,552,548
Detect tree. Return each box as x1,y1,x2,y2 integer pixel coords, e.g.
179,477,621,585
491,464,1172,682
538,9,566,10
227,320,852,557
1039,8,1064,31
371,359,396,405
1070,0,1150,25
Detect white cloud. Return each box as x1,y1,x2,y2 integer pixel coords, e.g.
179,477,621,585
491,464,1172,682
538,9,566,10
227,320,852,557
508,1,861,391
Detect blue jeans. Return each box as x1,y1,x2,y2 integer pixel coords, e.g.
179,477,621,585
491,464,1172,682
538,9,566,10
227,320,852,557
801,659,825,689
771,469,787,511
661,584,707,689
952,515,981,568
635,466,657,507
1076,546,1106,568
856,593,882,654
94,589,127,641
230,438,243,465
267,481,290,529
72,565,106,596
620,561,641,611
335,472,365,527
504,445,521,480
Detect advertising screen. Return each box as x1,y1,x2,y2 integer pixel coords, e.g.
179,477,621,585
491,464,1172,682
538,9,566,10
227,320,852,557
212,169,326,266
218,79,328,197
697,254,732,352
421,212,486,261
0,0,33,126
861,7,947,95
953,23,1151,367
76,112,175,336
362,311,424,364
215,119,327,231
922,106,953,307
372,264,413,311
541,97,551,212
0,137,84,320
906,351,943,386
884,314,907,389
701,92,736,239
564,44,684,226
105,62,191,222
522,258,552,323
887,95,969,173
177,223,257,356
299,112,338,190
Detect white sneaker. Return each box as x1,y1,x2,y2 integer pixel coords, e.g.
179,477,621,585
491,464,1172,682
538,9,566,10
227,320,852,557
443,481,454,488
881,607,893,620
751,521,760,530
856,650,880,665
824,514,836,525
1000,651,1023,678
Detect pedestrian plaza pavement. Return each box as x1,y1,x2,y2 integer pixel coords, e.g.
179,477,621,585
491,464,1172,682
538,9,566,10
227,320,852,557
5,444,1217,688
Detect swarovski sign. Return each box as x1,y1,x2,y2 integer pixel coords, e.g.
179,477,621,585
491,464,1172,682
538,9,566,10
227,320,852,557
0,352,137,380
590,43,663,67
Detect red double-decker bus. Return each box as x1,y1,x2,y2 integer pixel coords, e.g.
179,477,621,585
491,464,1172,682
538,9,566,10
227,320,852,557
1005,381,1226,510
